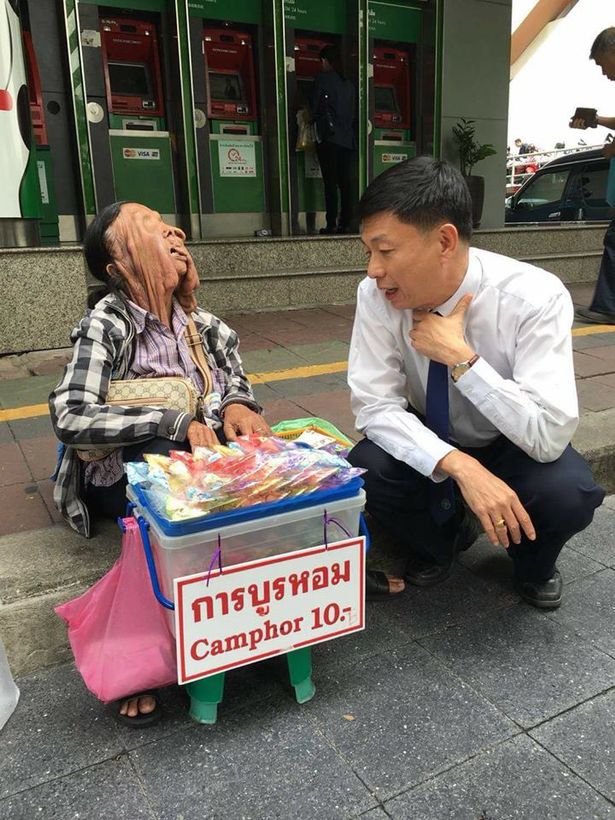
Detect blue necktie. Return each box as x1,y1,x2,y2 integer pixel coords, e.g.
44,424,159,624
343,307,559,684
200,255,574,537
425,360,455,524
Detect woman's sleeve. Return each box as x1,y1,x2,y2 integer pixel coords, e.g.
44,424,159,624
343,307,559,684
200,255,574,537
206,318,261,415
49,313,193,447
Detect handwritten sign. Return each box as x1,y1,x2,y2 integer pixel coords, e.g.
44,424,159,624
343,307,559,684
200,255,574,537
174,538,365,684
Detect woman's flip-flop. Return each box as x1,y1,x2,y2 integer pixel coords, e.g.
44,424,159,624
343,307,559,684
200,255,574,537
366,569,406,601
114,690,162,728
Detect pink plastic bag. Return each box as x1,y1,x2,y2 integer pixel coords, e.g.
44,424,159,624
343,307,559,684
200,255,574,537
55,516,177,703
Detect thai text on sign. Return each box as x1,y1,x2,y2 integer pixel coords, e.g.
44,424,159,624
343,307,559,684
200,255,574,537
174,538,365,684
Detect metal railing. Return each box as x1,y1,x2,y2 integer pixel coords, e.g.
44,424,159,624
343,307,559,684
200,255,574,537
505,142,606,192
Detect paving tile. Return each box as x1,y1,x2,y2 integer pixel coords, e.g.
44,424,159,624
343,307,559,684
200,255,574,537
384,734,614,820
573,332,615,351
7,414,55,441
581,345,615,366
0,758,155,820
113,660,288,752
574,351,614,378
130,698,376,819
2,664,123,799
567,504,615,568
291,390,358,441
546,569,615,659
604,494,615,512
303,643,515,800
241,346,308,373
37,478,64,524
323,304,356,320
376,562,518,640
267,372,348,398
594,372,615,388
236,332,281,352
17,436,58,482
530,688,615,803
0,375,59,410
419,604,615,728
460,539,605,590
310,601,414,677
0,422,14,444
287,341,350,366
0,483,52,536
251,382,282,406
260,325,349,346
576,378,615,412
0,442,32,486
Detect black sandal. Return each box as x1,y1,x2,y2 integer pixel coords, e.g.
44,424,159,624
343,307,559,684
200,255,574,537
366,570,405,601
114,690,162,728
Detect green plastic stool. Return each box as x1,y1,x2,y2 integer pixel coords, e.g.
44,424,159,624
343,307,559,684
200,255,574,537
184,646,315,724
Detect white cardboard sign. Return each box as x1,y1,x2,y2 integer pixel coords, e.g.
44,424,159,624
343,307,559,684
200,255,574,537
174,537,365,684
218,140,257,177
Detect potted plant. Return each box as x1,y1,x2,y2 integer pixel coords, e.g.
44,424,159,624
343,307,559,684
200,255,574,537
452,118,497,228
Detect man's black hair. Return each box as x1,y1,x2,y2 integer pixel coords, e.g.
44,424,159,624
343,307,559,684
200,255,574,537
320,44,345,79
83,201,131,308
590,27,615,60
358,155,473,241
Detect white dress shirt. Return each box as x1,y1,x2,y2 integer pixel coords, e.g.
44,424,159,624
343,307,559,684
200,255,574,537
348,247,579,480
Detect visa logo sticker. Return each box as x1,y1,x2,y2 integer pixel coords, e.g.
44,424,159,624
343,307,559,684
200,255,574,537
382,153,408,164
122,148,161,160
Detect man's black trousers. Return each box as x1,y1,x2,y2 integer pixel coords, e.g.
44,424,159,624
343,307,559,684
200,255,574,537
590,217,615,315
348,435,605,583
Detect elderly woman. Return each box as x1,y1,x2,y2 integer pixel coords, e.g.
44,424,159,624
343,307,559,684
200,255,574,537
50,201,270,725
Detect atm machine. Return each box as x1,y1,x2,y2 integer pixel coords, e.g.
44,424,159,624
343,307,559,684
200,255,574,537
201,26,266,234
372,44,415,178
23,30,59,245
99,16,175,214
293,35,333,233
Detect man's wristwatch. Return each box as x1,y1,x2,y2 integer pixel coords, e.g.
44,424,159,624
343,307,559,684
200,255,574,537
451,353,480,383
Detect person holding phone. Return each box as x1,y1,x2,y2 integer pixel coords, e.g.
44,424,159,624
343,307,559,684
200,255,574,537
570,27,615,325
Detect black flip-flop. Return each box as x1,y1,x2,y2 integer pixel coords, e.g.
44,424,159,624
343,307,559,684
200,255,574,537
366,569,405,601
114,690,162,728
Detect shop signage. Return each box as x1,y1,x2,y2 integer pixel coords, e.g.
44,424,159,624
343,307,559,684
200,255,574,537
122,147,160,160
174,538,365,684
218,139,257,177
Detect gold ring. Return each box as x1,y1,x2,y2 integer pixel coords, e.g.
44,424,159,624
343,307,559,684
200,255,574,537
494,518,506,529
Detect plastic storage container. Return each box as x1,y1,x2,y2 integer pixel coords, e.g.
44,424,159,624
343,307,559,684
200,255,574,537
128,482,366,611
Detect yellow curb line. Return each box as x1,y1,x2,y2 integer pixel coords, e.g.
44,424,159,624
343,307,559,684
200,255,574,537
0,323,613,423
0,361,349,422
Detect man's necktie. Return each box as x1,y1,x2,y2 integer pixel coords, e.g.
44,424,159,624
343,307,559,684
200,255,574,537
425,360,455,524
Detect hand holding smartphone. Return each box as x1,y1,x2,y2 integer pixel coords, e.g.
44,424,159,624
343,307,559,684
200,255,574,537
570,107,598,129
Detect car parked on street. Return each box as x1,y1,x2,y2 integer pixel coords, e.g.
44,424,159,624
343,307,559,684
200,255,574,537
505,149,612,224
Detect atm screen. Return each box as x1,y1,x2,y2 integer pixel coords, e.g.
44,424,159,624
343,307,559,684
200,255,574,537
209,72,245,103
109,62,153,98
375,85,399,114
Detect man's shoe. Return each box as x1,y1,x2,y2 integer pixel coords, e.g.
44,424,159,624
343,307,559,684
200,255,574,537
574,307,615,326
515,570,563,610
404,514,481,588
404,556,452,587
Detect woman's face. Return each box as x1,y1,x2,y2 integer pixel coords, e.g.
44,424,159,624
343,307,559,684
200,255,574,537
109,203,193,294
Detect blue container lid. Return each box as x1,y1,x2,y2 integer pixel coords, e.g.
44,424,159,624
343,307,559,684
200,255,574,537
130,477,364,537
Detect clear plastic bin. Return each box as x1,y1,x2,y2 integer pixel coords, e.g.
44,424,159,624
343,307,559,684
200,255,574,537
128,485,366,607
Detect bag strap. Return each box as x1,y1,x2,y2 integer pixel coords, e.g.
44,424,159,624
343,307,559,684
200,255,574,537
184,316,213,397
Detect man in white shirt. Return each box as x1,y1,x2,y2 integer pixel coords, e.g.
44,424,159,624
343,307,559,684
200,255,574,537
348,156,604,609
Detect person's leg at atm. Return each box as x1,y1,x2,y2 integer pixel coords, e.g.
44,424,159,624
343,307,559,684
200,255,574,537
316,141,340,233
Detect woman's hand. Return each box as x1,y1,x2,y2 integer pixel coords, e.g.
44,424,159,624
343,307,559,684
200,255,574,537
222,404,271,441
186,420,219,450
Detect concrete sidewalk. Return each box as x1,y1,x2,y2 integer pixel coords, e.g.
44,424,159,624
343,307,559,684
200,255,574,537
1,286,615,818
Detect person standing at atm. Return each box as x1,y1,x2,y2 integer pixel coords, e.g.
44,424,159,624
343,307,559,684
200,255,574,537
309,45,357,234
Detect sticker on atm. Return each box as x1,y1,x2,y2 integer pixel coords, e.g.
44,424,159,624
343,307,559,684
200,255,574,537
382,153,408,164
122,147,161,161
218,140,257,178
